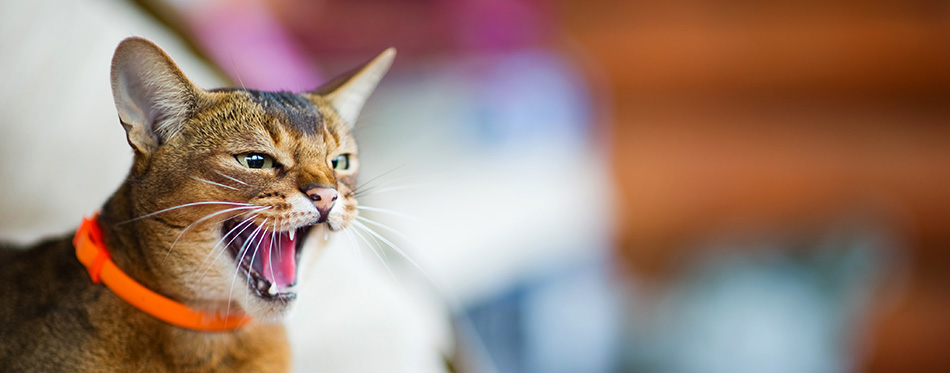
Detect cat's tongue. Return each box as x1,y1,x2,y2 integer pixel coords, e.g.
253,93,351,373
256,230,296,290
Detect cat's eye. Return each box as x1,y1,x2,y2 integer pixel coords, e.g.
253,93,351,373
236,153,275,169
331,154,351,171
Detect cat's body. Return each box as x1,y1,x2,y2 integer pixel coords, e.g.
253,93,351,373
0,37,394,371
0,236,290,371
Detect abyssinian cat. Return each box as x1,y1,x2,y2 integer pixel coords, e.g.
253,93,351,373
0,37,394,371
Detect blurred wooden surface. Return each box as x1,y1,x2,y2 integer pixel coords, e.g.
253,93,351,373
557,1,950,371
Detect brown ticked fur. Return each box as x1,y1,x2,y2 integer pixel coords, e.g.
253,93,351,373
0,37,394,371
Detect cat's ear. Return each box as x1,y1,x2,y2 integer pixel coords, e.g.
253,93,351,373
310,48,396,126
111,37,201,155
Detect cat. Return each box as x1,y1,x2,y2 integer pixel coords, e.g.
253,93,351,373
0,37,394,371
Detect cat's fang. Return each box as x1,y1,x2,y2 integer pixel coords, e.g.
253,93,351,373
268,282,278,295
289,229,295,241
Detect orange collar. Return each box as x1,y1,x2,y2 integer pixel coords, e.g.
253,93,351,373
73,213,252,332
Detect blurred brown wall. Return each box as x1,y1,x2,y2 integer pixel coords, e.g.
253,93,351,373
557,1,950,371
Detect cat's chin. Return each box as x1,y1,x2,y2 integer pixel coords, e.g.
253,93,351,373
241,293,299,322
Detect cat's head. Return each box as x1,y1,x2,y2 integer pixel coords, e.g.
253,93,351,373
109,37,393,321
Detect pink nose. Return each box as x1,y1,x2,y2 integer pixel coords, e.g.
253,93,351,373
305,186,338,218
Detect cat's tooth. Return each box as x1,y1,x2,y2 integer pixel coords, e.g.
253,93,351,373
289,229,295,241
324,231,329,241
268,282,278,295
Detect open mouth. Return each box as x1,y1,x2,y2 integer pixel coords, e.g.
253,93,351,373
223,221,314,301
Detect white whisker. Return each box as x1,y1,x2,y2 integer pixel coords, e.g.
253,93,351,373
244,218,270,304
349,225,381,262
348,225,400,283
269,219,278,293
357,206,429,225
119,201,255,224
358,222,388,262
354,165,407,191
355,216,426,252
231,54,248,91
192,176,239,191
214,170,249,186
227,219,267,319
196,211,262,283
162,205,264,264
342,228,363,264
356,183,431,196
350,220,431,280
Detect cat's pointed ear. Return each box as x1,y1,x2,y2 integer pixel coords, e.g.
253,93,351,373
311,48,396,126
111,37,201,155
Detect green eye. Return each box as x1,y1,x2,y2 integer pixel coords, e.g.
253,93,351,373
236,153,275,169
331,154,351,170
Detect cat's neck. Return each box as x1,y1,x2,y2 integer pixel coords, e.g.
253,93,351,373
97,181,157,289
96,180,222,310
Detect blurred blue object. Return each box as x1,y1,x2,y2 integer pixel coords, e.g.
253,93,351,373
463,50,591,152
465,251,622,373
623,229,895,373
464,225,895,373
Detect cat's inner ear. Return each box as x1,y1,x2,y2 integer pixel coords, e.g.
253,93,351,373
309,48,396,127
110,37,201,155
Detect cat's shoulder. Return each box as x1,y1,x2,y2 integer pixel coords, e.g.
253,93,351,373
0,233,78,275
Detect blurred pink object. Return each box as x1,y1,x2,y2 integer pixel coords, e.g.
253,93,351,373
265,0,553,58
185,0,323,91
